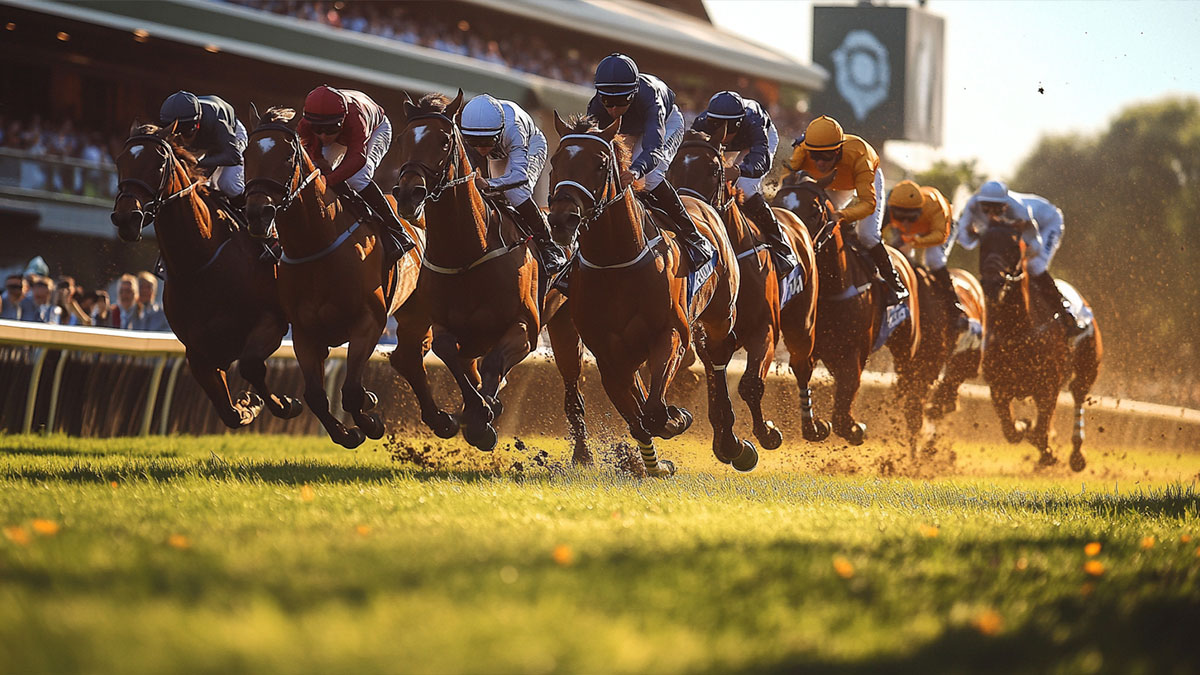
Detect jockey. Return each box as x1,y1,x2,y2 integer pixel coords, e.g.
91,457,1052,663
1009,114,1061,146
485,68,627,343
691,90,798,274
458,94,568,277
158,91,246,202
298,85,416,266
586,53,716,271
789,115,907,305
885,180,968,330
957,180,1084,335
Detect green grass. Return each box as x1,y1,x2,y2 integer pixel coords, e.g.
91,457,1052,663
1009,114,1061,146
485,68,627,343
1,433,1198,674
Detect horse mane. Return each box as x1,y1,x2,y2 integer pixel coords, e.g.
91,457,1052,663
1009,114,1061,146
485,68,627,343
129,123,206,188
416,93,452,114
564,113,632,172
259,106,296,126
682,129,712,145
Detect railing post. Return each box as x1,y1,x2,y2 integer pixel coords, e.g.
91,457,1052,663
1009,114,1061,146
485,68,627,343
158,357,186,436
22,348,49,434
44,350,70,434
139,356,168,437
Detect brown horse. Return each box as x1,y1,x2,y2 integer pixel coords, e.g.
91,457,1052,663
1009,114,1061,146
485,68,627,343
242,108,424,448
924,268,986,421
977,223,1101,470
774,172,923,447
390,91,550,453
667,130,824,448
111,123,301,428
547,113,747,474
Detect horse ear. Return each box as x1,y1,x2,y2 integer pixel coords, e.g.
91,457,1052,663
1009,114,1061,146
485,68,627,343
553,110,571,139
402,99,418,124
599,115,621,141
249,102,260,127
130,119,142,136
446,89,464,117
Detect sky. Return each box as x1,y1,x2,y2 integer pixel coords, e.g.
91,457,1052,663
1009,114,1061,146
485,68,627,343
703,0,1200,178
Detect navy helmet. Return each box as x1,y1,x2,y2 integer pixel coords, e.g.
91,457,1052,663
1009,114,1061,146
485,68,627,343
159,91,201,134
594,53,640,98
705,91,746,120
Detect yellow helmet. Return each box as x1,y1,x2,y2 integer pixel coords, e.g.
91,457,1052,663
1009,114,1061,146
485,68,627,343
802,115,844,151
889,180,925,210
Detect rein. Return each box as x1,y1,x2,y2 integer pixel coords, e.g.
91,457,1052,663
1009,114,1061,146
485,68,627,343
245,123,321,212
398,112,477,202
552,133,630,231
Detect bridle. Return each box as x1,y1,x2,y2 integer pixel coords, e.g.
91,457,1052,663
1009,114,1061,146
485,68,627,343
244,123,321,213
397,112,477,202
550,133,631,232
980,224,1026,301
675,140,734,212
114,134,207,229
780,180,839,251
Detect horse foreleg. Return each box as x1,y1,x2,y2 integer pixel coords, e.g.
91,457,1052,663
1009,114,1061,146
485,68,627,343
927,347,980,420
294,337,362,448
431,329,496,451
739,324,782,451
478,320,535,417
696,326,757,472
547,309,590,466
190,357,261,428
1068,335,1100,472
389,308,457,439
1030,387,1058,465
597,361,674,477
238,317,302,420
829,352,867,445
989,387,1027,446
642,327,693,440
342,333,385,440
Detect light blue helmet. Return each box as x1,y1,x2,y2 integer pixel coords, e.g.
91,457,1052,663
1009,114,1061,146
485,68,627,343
978,180,1009,203
459,94,505,142
594,53,639,97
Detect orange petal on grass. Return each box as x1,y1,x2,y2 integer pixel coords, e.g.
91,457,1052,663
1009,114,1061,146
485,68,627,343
833,555,855,579
1181,534,1192,543
1084,542,1101,556
919,524,939,538
1084,560,1105,577
1139,536,1155,549
31,519,59,536
355,525,371,536
1014,557,1029,571
552,545,575,566
972,609,1004,635
300,485,315,503
167,534,191,549
110,481,119,489
3,526,31,546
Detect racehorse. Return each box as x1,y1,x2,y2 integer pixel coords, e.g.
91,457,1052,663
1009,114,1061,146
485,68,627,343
111,122,301,429
243,108,423,448
924,268,986,421
547,113,746,475
390,91,553,454
774,172,924,448
977,223,1101,470
666,130,824,448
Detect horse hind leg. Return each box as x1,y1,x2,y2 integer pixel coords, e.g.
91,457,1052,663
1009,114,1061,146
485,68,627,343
739,326,783,451
828,354,867,445
1068,334,1100,472
478,320,536,420
547,309,590,466
598,362,674,477
389,313,458,439
238,320,303,420
431,330,496,451
341,333,385,441
294,338,362,448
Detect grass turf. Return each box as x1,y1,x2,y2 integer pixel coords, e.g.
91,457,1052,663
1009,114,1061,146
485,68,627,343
1,433,1198,674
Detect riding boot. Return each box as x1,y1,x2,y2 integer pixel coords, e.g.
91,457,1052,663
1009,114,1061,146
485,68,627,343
931,266,969,333
1034,272,1086,337
358,181,418,267
649,179,716,271
514,198,568,277
741,192,798,275
868,243,909,306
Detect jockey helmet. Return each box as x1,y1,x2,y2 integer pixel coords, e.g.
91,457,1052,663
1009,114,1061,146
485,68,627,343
303,85,349,125
594,53,640,97
459,95,505,146
705,91,746,120
978,180,1009,203
888,180,925,210
159,91,201,134
802,115,845,152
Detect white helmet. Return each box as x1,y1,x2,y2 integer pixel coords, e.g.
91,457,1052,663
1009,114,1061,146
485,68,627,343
459,94,505,141
978,179,1009,203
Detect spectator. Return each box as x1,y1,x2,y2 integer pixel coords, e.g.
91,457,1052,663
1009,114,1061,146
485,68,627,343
109,274,140,329
88,289,111,326
20,276,63,324
2,274,25,320
55,275,92,326
132,271,169,332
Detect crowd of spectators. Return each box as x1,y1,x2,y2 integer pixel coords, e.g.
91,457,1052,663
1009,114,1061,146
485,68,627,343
1,259,167,332
0,114,119,198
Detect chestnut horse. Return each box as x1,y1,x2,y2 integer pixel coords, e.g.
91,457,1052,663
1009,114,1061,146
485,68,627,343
390,91,555,454
666,130,825,448
547,113,746,475
774,172,924,447
111,123,301,428
924,268,986,421
243,108,424,448
977,223,1101,470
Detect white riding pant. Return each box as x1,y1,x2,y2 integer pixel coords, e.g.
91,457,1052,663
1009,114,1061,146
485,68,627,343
322,116,392,192
489,129,547,206
732,124,778,198
826,166,886,248
630,105,685,190
1028,212,1062,276
211,120,248,196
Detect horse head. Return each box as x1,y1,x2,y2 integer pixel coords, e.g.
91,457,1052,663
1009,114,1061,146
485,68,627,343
243,107,312,239
774,171,835,244
392,90,466,220
546,111,624,249
667,130,726,207
111,120,194,242
978,223,1027,305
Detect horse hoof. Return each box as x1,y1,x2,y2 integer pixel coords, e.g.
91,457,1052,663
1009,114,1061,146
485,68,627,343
759,422,783,450
572,447,594,467
731,440,759,472
837,422,865,446
276,396,304,419
426,411,459,439
464,423,498,452
339,427,366,449
360,413,385,440
804,419,832,443
647,459,676,478
1069,448,1086,472
670,406,694,434
237,391,265,412
489,396,505,420
362,391,378,413
924,402,945,421
1038,451,1058,467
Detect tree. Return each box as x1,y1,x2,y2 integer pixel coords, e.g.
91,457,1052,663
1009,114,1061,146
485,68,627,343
915,159,985,205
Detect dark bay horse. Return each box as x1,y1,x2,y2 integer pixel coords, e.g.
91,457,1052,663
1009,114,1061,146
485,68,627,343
925,268,986,420
111,123,301,428
547,113,746,475
390,91,551,454
667,130,824,448
774,172,924,447
977,224,1101,470
243,108,424,448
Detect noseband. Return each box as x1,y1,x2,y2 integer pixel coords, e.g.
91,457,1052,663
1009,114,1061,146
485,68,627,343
244,123,321,211
550,133,630,231
397,112,477,202
114,134,207,226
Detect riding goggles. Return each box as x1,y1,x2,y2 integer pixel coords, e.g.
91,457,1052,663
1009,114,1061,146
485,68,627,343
600,93,636,108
